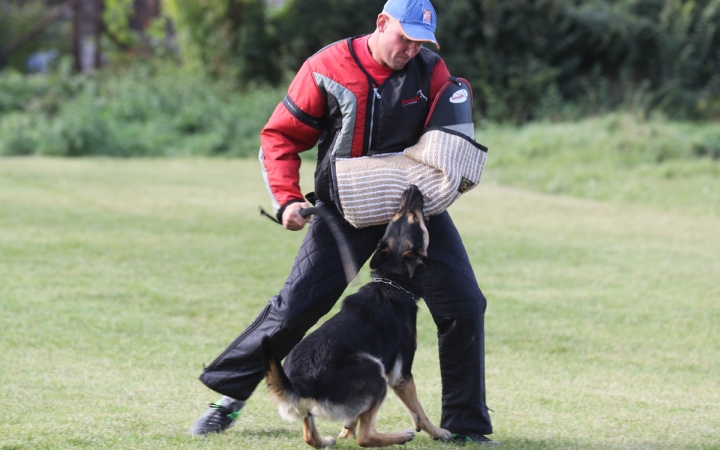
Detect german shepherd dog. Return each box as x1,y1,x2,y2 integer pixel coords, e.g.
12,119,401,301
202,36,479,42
261,185,452,448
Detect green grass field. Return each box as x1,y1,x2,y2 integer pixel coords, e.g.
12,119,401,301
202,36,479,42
1,151,719,449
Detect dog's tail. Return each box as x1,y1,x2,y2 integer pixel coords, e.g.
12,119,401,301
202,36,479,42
261,336,298,406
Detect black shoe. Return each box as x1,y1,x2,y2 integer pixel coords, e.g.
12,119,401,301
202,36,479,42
188,399,245,436
451,433,501,445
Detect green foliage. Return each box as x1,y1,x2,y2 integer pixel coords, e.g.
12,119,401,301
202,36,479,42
103,0,137,48
0,0,72,72
0,62,284,157
0,61,81,115
270,0,386,71
186,0,720,122
165,0,280,87
164,0,387,86
3,0,720,122
432,0,720,122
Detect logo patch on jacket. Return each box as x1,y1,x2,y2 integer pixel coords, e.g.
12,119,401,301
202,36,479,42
450,89,469,104
402,89,429,106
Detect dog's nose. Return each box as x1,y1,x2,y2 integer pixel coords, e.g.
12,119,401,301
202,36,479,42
402,185,425,210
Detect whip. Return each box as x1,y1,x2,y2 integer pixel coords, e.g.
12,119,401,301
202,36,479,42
259,206,358,285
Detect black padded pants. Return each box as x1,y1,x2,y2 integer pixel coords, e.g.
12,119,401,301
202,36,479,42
199,202,492,435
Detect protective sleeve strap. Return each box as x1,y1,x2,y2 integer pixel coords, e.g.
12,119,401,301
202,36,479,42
282,95,325,130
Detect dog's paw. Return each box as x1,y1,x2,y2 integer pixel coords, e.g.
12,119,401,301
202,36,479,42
400,430,415,444
430,427,452,442
338,427,356,439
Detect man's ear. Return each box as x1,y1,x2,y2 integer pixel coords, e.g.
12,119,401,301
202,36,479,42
370,243,391,269
401,250,423,278
377,12,389,32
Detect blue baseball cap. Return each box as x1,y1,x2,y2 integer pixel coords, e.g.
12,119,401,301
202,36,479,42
383,0,439,48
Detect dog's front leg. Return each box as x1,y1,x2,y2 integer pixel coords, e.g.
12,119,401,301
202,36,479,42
392,376,452,442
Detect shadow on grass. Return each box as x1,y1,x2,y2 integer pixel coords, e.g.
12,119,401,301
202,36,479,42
238,427,296,439
491,437,673,449
230,432,627,449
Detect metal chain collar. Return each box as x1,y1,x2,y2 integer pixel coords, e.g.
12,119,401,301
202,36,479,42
372,277,418,302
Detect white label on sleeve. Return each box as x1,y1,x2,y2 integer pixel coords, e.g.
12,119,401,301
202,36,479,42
449,89,469,104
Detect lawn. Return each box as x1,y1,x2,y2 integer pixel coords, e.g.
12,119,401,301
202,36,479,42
1,155,719,449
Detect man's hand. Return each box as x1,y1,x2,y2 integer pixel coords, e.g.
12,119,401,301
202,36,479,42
282,201,312,231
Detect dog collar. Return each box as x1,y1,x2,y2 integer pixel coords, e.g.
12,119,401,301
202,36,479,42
372,278,418,302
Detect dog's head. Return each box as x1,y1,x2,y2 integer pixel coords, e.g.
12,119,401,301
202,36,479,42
369,185,429,279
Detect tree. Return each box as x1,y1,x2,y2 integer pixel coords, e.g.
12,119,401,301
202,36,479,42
165,0,280,87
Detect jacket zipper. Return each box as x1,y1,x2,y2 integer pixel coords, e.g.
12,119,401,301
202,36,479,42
368,85,381,151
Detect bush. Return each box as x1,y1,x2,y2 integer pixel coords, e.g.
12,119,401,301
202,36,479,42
0,62,284,157
164,0,281,88
270,0,386,71
432,0,720,122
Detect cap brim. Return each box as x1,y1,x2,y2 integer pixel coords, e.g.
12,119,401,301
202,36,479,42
399,23,440,49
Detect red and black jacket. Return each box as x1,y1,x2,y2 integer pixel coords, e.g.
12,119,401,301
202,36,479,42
260,36,450,220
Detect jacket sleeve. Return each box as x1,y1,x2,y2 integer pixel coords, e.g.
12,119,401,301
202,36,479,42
259,61,326,218
429,58,452,105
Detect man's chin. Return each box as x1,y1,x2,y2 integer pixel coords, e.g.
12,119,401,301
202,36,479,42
390,60,409,70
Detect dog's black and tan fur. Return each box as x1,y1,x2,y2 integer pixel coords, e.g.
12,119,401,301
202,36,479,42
261,185,451,448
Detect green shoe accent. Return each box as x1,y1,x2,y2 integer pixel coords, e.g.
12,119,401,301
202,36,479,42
210,399,241,419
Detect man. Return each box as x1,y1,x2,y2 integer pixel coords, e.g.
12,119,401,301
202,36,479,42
190,0,497,444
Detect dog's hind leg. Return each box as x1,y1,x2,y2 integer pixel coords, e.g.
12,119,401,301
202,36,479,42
302,414,336,448
391,376,452,442
338,418,358,439
356,400,415,448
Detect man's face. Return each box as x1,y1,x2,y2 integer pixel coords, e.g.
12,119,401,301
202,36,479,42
376,15,424,71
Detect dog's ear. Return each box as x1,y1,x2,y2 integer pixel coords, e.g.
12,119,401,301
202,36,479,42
401,250,424,278
370,242,391,269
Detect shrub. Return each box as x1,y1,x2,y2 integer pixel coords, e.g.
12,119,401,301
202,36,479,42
0,61,284,157
432,0,720,122
164,0,281,88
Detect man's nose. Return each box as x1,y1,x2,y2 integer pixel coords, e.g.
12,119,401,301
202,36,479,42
406,42,422,58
